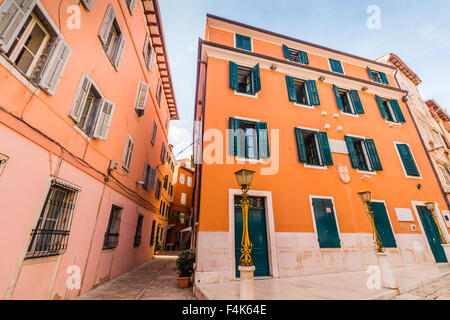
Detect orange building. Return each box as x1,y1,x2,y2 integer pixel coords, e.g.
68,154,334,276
0,0,177,299
192,15,450,285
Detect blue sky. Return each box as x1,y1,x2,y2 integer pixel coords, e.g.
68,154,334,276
160,0,450,159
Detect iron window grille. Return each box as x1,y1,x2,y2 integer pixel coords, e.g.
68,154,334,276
133,215,144,247
26,180,79,259
103,205,122,250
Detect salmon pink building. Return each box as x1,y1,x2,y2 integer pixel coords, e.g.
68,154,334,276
0,0,178,299
191,15,450,287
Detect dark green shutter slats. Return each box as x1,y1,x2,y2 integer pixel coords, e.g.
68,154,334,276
282,45,290,59
371,202,397,248
390,99,405,123
252,63,261,94
300,51,309,65
376,95,388,120
286,76,297,102
229,61,238,90
364,139,383,171
294,128,308,163
397,144,420,176
307,80,320,105
257,122,270,159
312,198,341,248
229,117,240,156
236,34,251,51
333,85,344,111
330,59,343,73
367,67,374,81
350,90,364,114
344,136,360,169
317,131,333,166
380,72,389,84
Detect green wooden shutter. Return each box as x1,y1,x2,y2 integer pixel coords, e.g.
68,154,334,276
344,136,360,169
307,80,320,105
330,59,343,73
257,122,270,159
282,45,290,59
229,118,240,156
364,139,383,171
286,76,297,102
229,61,238,90
350,90,364,114
317,131,333,166
397,144,420,176
294,128,307,163
380,72,389,84
300,51,309,65
367,67,374,81
371,202,397,248
333,85,344,111
312,198,341,248
390,99,405,123
376,95,388,120
252,63,261,94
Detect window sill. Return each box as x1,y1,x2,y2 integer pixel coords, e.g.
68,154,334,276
235,157,267,164
235,46,252,52
304,164,327,170
102,248,117,253
357,170,377,175
23,255,59,265
386,120,403,127
234,91,258,99
0,54,42,95
73,124,92,141
340,111,359,118
294,102,314,109
405,175,423,180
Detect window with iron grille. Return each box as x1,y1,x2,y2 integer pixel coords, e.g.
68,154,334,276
149,220,156,246
26,180,79,259
133,215,143,247
103,205,122,250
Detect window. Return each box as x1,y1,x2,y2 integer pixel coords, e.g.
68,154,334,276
235,34,251,51
81,0,95,11
149,220,156,246
122,135,134,172
396,143,420,177
69,73,115,140
179,173,185,185
143,162,157,190
163,175,168,190
160,201,165,216
26,180,78,259
311,198,340,248
156,79,163,106
134,82,149,117
181,193,186,205
143,32,156,71
125,0,137,15
375,96,405,123
229,118,269,159
98,4,126,70
367,67,389,84
295,128,333,166
160,143,166,162
0,1,71,95
187,176,192,187
151,120,157,146
159,226,164,242
282,45,309,64
103,205,122,250
333,85,364,115
345,136,382,172
329,58,344,74
133,215,143,247
155,179,162,199
286,76,320,106
439,166,450,188
229,61,261,96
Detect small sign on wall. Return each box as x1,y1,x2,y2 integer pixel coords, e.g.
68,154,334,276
442,210,450,228
395,208,415,222
0,153,8,177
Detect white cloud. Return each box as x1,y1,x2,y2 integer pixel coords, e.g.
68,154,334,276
168,120,193,160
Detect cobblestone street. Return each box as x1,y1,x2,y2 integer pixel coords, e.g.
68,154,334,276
395,274,450,300
77,256,195,300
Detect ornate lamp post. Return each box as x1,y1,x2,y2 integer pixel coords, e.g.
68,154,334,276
234,168,256,300
424,202,447,244
357,191,384,253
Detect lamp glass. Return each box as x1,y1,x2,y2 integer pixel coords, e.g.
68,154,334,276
234,169,255,187
425,202,435,211
358,191,372,203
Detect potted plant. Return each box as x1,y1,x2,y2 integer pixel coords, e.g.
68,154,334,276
154,239,161,255
176,250,195,288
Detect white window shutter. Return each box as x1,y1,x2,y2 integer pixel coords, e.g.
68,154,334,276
81,0,95,11
134,82,149,115
149,49,156,72
93,100,115,141
39,38,71,96
69,74,92,123
0,0,36,53
98,3,115,45
129,0,137,15
113,34,126,70
122,135,134,171
149,167,157,190
143,32,150,67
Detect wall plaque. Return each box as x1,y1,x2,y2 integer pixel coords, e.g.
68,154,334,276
0,153,8,177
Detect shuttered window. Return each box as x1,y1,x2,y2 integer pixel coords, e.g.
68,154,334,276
143,32,156,71
371,202,397,248
295,128,333,166
229,61,261,95
155,179,162,200
229,118,270,159
151,120,157,146
285,76,320,106
134,82,149,117
375,96,405,123
163,175,168,190
333,85,364,114
367,67,389,85
125,0,137,15
329,58,344,74
81,0,95,11
396,143,420,177
160,143,166,162
93,100,115,141
103,205,122,250
235,34,251,51
344,136,382,171
282,45,309,64
122,135,134,172
156,79,163,106
312,198,341,248
133,215,143,247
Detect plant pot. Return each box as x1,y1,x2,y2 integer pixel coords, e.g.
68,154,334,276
177,276,190,288
154,250,160,255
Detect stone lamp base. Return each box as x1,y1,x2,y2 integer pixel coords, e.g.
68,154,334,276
238,266,255,300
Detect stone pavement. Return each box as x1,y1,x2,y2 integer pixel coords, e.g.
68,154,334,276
395,274,450,300
77,256,195,300
195,263,450,300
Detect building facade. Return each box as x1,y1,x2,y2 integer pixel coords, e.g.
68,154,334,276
0,0,178,299
192,15,450,285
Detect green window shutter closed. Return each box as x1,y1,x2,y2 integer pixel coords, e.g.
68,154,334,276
397,144,420,176
282,45,290,59
229,61,238,90
364,139,383,171
257,122,270,159
350,90,364,114
307,80,320,105
344,136,360,169
333,85,344,111
390,99,405,123
300,51,309,65
367,67,374,81
294,128,308,163
229,118,240,156
312,198,341,248
371,202,397,248
285,76,297,102
380,72,389,84
236,34,251,50
252,63,261,94
330,59,343,73
317,131,333,166
375,95,388,120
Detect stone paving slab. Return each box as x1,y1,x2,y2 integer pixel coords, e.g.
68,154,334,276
395,274,450,300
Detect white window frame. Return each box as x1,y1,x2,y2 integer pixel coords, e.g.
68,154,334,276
295,126,327,170
345,134,376,175
122,134,135,172
328,58,346,75
179,173,185,185
337,87,358,116
233,32,253,52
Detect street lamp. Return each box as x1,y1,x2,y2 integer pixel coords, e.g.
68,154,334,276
234,168,255,266
357,191,384,253
425,201,447,244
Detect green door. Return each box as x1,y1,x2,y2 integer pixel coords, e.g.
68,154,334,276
235,196,270,277
312,198,341,248
371,202,397,248
417,206,448,263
